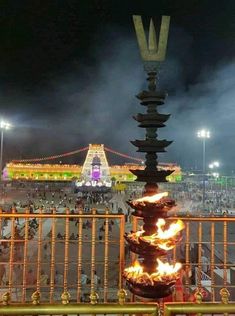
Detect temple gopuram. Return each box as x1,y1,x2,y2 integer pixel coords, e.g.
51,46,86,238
4,144,181,184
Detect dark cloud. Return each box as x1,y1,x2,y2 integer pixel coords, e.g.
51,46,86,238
0,1,235,172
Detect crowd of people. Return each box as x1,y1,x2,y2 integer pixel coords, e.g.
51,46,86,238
163,182,235,214
0,180,234,302
0,184,114,301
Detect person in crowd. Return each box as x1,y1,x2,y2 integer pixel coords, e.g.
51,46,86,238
43,243,51,260
57,232,63,239
40,270,49,286
69,233,76,240
55,270,63,285
201,249,210,274
81,270,88,285
98,226,104,241
94,271,100,290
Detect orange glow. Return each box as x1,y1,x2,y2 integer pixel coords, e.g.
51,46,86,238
128,218,185,251
133,192,168,204
135,229,145,237
124,259,181,285
142,218,185,250
156,259,182,278
156,218,184,239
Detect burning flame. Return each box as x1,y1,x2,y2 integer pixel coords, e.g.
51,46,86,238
133,192,168,204
124,259,181,285
157,259,182,276
155,218,185,240
130,218,185,251
135,229,145,237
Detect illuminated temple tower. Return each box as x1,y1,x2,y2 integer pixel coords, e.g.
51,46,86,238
81,144,111,185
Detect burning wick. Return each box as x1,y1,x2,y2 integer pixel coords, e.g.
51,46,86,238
133,192,168,204
124,259,182,285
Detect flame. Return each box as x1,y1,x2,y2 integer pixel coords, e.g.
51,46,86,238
156,259,182,277
135,218,185,250
135,229,145,237
126,261,143,274
133,192,168,204
124,259,181,285
155,218,185,240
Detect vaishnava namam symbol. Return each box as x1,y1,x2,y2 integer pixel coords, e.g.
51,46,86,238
133,15,170,62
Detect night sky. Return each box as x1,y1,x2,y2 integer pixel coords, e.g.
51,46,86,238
1,0,235,172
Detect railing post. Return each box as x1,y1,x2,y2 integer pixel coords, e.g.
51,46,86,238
220,287,230,316
31,290,40,305
2,292,10,305
194,288,202,316
90,208,97,299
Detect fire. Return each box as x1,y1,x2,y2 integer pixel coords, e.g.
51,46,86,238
142,218,184,250
135,229,145,237
157,259,182,277
128,218,185,251
156,218,184,239
124,261,143,277
133,192,168,204
124,259,181,286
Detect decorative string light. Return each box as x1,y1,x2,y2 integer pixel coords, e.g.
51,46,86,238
12,146,144,164
12,147,89,163
104,146,143,163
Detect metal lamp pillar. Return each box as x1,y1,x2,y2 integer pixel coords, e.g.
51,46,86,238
123,16,181,299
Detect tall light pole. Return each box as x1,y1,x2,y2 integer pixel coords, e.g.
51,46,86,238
209,161,220,191
197,129,210,211
0,121,11,182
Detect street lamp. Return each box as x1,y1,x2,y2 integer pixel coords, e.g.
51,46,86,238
197,129,210,211
209,161,220,169
0,120,11,182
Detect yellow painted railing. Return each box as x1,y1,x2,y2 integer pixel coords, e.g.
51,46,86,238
0,289,158,315
133,215,235,302
1,211,235,303
0,288,234,316
0,209,125,303
164,288,234,315
0,303,158,316
164,303,235,316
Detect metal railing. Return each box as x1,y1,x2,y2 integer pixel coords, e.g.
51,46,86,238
0,304,157,316
0,209,125,303
0,287,234,316
164,303,235,316
1,210,235,304
132,215,235,302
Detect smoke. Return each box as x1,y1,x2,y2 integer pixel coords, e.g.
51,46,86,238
1,25,235,172
162,61,235,172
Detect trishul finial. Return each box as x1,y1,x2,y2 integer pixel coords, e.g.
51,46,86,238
133,15,170,62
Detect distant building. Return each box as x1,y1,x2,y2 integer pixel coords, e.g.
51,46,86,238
4,144,182,184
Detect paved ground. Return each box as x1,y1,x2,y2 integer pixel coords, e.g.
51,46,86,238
0,186,126,302
1,184,235,302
